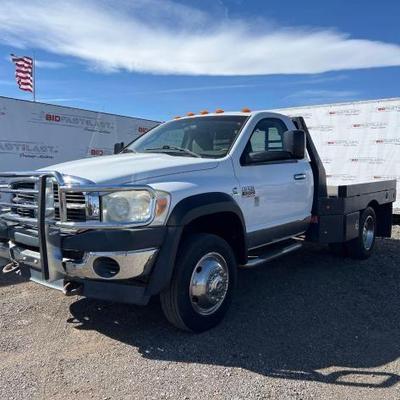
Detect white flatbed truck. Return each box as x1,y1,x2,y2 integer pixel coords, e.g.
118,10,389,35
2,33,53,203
0,110,396,332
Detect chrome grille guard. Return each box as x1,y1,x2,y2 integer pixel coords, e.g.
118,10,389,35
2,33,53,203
0,171,157,282
0,171,65,281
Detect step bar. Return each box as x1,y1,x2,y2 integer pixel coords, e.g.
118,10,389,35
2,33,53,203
241,240,302,268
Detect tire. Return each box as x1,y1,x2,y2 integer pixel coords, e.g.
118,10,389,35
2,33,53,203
346,207,377,260
160,233,237,333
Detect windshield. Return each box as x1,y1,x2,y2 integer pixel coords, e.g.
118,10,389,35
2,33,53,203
125,116,248,158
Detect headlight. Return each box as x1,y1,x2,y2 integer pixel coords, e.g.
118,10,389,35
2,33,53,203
102,190,154,224
101,189,170,225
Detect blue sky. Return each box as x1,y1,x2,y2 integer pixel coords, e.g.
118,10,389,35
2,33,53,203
0,0,399,121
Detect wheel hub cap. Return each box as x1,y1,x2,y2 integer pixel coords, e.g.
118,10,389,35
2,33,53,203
362,215,375,251
189,252,229,316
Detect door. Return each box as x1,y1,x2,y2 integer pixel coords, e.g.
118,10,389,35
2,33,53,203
232,117,313,246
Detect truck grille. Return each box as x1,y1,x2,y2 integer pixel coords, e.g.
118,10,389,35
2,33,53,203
10,181,86,223
53,184,86,222
11,181,36,219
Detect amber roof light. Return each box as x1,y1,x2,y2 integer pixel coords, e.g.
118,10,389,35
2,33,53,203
187,112,195,116
215,109,224,114
200,110,209,115
241,107,251,113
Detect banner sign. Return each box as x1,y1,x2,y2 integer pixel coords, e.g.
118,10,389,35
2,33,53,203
0,96,159,171
275,98,400,213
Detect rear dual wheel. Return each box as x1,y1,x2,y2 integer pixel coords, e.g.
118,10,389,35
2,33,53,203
329,207,376,260
347,207,376,259
160,233,237,333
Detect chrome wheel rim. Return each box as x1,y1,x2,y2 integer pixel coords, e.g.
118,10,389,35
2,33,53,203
362,215,375,251
189,252,229,316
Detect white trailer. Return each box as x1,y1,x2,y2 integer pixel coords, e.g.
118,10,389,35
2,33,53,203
274,98,400,213
0,96,159,171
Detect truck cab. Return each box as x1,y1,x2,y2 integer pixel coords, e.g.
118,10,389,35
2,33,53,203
0,110,396,332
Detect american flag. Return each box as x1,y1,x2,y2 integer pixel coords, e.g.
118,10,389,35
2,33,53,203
10,54,34,93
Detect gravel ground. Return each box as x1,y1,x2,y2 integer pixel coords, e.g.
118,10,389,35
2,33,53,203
1,226,399,400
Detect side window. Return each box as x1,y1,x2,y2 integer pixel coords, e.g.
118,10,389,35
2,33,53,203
248,118,287,153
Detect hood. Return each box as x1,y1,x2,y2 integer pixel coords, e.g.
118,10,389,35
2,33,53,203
40,153,219,184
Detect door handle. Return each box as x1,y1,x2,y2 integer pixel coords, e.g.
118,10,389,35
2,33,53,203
294,173,306,180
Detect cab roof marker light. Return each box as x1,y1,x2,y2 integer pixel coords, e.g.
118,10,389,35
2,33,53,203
215,109,224,114
241,107,251,113
200,110,209,115
187,112,195,116
174,116,181,119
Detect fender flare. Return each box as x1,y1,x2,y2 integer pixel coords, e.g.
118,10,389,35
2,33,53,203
146,192,247,295
167,192,246,227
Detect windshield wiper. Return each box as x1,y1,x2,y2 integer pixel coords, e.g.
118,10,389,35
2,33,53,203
144,145,201,158
121,148,136,153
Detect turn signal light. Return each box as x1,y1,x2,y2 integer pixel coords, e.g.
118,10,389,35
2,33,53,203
241,107,251,113
156,197,169,217
215,109,224,114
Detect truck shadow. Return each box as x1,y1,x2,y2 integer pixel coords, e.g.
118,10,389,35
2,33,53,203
68,237,400,388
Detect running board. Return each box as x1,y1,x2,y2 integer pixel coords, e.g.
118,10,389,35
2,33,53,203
241,241,302,269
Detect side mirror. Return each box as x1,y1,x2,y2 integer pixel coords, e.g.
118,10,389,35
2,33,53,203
283,130,305,159
113,142,124,154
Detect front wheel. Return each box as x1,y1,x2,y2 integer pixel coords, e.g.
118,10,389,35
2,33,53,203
346,207,377,260
160,233,237,332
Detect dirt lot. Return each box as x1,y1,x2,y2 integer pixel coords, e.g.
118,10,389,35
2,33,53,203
1,226,399,400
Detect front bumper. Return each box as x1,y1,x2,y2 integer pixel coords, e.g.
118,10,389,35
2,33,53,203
63,248,158,280
7,241,158,281
1,227,166,305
